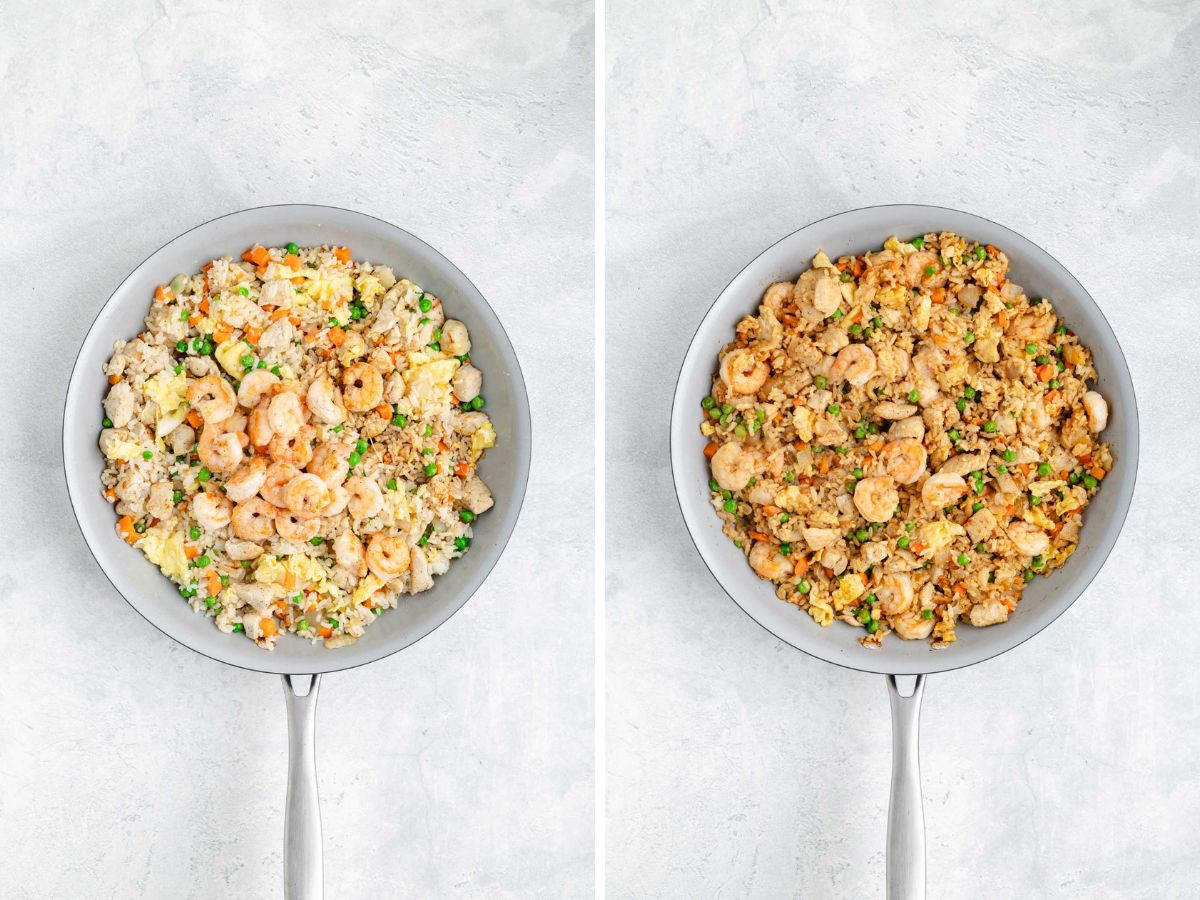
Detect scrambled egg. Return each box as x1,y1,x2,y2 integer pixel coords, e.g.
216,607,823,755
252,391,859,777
351,574,385,605
1023,505,1056,531
471,421,496,461
215,338,250,378
305,270,353,309
772,485,807,513
810,250,836,270
354,273,383,309
143,369,188,438
254,554,332,591
103,437,152,462
883,235,918,255
808,600,834,627
830,573,867,611
404,359,459,415
917,520,965,556
139,526,188,581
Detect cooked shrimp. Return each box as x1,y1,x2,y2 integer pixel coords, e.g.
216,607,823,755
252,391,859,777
830,344,877,387
192,491,233,531
248,399,274,447
321,484,350,517
268,424,316,468
341,362,383,412
225,456,268,503
762,281,794,313
888,416,926,441
1006,521,1049,558
225,538,264,561
892,609,935,640
334,530,367,577
440,319,471,356
307,440,351,488
748,541,792,582
187,375,237,423
881,439,927,485
231,497,276,541
921,472,968,509
275,511,321,543
306,375,347,425
267,390,305,439
283,473,331,519
719,348,768,395
345,475,384,520
237,369,280,409
260,462,302,507
366,533,410,580
197,425,243,474
853,476,899,523
904,251,944,288
877,573,914,616
710,442,758,492
1083,391,1108,432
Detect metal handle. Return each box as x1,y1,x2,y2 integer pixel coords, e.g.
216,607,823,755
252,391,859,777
282,674,323,900
886,674,926,900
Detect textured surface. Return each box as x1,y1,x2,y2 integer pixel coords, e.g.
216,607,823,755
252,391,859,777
0,1,593,897
606,1,1200,898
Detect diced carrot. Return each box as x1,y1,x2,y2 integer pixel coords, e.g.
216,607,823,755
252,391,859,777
868,439,884,453
318,625,333,639
1035,364,1054,382
1077,453,1093,466
362,598,374,609
291,276,305,286
274,599,288,615
793,555,810,576
283,570,297,590
1090,466,1106,481
952,582,967,597
270,307,289,322
103,487,117,502
911,541,928,554
998,310,1009,328
285,254,302,271
199,296,211,315
108,373,121,385
242,245,270,266
375,403,391,419
931,287,946,304
748,531,770,542
117,515,137,543
437,440,448,453
328,327,346,347
256,264,268,278
818,455,831,475
184,544,201,560
1005,504,1015,517
260,618,278,638
154,285,173,303
288,315,301,327
206,571,223,597
303,330,318,343
984,244,998,256
1044,390,1061,404
244,325,263,345
319,296,332,311
186,409,203,428
334,247,350,263
1019,463,1033,478
214,324,233,344
201,262,213,273
761,504,781,517
322,346,334,359
454,461,470,478
703,442,719,459
261,304,276,313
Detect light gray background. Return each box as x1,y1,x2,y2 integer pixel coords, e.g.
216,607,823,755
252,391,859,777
607,1,1199,898
0,1,593,897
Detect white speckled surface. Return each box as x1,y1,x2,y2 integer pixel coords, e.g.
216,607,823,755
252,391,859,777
0,2,593,897
606,2,1199,897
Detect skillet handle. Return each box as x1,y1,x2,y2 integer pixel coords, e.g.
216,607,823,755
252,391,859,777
886,674,926,900
282,674,323,900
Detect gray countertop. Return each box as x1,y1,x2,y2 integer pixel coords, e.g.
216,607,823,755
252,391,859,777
605,1,1199,897
0,1,594,897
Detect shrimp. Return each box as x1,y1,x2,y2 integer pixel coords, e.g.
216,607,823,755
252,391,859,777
880,439,928,485
451,364,482,403
225,538,264,561
710,442,759,492
306,375,347,425
237,368,281,409
1082,391,1108,432
307,440,351,488
283,473,331,519
888,416,925,441
192,491,233,531
1006,521,1050,558
333,530,367,577
187,375,237,423
748,541,792,582
268,424,316,468
904,251,945,288
829,343,877,387
877,573,915,616
341,362,384,412
260,462,302,507
231,497,276,541
275,511,321,543
366,533,410,581
345,475,384,520
762,281,794,313
440,319,471,356
198,425,243,474
719,348,769,395
267,390,305,439
853,476,899,523
225,455,268,502
146,482,176,520
892,609,935,640
921,472,967,509
248,399,274,447
321,484,350,517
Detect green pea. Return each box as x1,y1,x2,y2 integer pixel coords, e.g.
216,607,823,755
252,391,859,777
331,424,345,433
813,375,827,389
1048,379,1061,389
905,522,915,532
347,451,361,466
387,478,398,491
189,526,201,541
722,498,736,513
220,575,229,587
232,623,245,633
238,286,250,297
1030,493,1043,506
855,426,867,439
460,509,477,523
470,396,486,410
419,295,433,313
424,462,438,477
911,236,925,249
907,389,920,403
141,450,153,460
271,365,282,376
783,471,795,483
392,413,409,428
286,242,299,254
175,364,184,375
179,307,190,321
948,429,960,442
897,536,911,549
326,617,340,629
454,536,470,551
956,553,969,566
1035,355,1048,365
831,309,844,321
849,323,862,336
924,266,936,276
1083,474,1098,490
964,331,975,344
176,340,188,352
310,536,324,546
1031,554,1045,570
1002,449,1017,462
983,420,998,434
297,620,309,631
796,580,811,595
854,528,868,542
1025,343,1037,354
428,342,441,352
172,490,182,505
709,478,720,492
956,398,966,412
826,404,840,417
1023,569,1035,583
852,467,863,479
975,246,986,260
866,620,880,634
921,609,933,620
701,396,715,410
195,555,210,568
778,542,792,555
1037,462,1052,476
972,501,983,512
779,513,790,523
734,424,748,439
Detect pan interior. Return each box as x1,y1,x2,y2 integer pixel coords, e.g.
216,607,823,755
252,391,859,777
63,205,531,675
670,205,1138,676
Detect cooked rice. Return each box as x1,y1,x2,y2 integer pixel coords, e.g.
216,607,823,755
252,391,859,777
99,243,496,650
701,233,1112,647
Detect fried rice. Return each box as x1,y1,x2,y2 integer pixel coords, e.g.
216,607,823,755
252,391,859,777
99,243,496,650
701,233,1112,647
